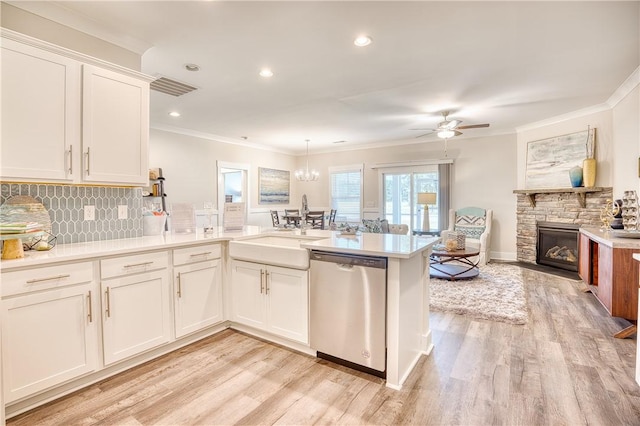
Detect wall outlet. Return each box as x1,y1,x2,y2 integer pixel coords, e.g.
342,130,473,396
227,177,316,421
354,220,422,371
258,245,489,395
117,205,128,220
203,201,213,210
84,205,95,221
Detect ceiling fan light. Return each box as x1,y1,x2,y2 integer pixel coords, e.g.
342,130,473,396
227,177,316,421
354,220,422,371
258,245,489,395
437,130,455,139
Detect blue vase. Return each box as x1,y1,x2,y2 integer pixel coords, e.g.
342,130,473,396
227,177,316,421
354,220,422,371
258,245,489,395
569,166,583,187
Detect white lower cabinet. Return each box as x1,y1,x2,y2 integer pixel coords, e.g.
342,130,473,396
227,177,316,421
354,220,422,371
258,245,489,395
101,252,171,366
1,262,98,404
231,260,309,344
173,244,223,338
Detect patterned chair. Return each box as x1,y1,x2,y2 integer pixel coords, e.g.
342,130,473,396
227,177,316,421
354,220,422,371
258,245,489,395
441,207,493,265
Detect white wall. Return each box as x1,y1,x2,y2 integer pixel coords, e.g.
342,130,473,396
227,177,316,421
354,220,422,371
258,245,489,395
149,128,299,228
612,85,640,198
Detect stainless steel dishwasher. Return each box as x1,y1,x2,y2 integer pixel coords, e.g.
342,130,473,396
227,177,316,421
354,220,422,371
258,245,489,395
309,250,387,377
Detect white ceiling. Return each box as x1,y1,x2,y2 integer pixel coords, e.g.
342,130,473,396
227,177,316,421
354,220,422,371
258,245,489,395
9,1,640,154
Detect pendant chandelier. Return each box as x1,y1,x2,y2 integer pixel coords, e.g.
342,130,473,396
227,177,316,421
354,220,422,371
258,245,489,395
295,139,319,181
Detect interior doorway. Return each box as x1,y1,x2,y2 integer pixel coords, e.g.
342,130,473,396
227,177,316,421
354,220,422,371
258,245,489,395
217,161,249,226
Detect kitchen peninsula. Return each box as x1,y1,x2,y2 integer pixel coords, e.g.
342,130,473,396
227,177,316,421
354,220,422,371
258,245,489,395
0,227,437,417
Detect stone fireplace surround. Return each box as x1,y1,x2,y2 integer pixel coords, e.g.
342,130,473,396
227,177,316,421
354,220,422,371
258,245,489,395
515,187,613,264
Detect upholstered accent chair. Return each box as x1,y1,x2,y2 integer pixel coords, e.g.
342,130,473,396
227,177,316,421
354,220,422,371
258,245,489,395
441,207,493,265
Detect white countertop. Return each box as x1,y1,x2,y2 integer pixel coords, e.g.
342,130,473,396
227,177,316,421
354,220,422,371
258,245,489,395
580,227,640,249
301,232,439,258
1,227,438,271
0,226,268,271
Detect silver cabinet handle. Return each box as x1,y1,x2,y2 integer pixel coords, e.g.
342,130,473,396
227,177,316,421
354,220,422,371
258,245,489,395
123,261,154,269
67,145,73,174
176,272,182,298
26,274,70,284
189,252,212,258
260,269,265,294
105,287,111,318
87,291,93,323
265,271,270,295
85,147,90,175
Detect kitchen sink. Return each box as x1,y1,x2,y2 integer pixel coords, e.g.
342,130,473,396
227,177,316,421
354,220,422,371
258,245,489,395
228,235,323,269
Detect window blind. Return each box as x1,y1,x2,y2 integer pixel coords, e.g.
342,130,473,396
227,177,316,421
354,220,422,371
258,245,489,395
330,168,362,223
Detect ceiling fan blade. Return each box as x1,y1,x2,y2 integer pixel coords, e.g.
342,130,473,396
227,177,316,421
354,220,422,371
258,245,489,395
456,123,490,130
409,128,437,131
415,131,435,138
443,119,462,129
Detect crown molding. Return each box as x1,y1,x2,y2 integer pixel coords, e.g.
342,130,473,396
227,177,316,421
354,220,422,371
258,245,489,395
5,1,152,55
1,28,153,81
150,123,293,156
606,66,640,108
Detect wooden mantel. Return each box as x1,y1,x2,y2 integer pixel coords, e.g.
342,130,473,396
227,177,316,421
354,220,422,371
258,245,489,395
513,187,604,208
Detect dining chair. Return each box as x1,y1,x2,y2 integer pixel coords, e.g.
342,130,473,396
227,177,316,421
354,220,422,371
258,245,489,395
269,210,280,227
328,209,337,226
284,209,301,226
305,211,325,229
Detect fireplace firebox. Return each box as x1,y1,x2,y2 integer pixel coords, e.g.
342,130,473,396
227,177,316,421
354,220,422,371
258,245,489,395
536,221,580,272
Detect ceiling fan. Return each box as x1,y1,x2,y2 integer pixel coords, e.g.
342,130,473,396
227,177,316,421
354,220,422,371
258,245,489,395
410,111,490,138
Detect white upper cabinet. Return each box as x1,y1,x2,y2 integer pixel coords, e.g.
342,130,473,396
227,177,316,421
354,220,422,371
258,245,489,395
0,30,152,186
1,38,80,181
82,65,149,185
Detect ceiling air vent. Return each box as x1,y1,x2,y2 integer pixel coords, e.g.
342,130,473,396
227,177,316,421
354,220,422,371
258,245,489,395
150,76,197,97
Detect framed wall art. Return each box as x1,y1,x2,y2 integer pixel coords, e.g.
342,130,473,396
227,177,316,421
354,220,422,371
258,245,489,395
525,128,596,189
258,167,290,204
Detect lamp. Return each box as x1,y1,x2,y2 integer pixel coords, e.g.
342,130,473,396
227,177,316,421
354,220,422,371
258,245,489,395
295,139,319,182
417,192,437,231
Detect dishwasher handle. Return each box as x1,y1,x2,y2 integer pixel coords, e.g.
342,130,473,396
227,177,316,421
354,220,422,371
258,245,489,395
310,250,387,269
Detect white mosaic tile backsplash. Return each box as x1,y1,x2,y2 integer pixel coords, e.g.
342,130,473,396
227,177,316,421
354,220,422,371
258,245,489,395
1,183,143,244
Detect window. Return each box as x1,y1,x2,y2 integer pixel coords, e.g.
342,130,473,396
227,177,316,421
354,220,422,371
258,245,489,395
329,164,363,223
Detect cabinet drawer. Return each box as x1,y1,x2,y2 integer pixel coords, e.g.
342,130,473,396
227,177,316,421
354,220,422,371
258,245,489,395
101,251,168,279
2,262,93,297
173,244,221,266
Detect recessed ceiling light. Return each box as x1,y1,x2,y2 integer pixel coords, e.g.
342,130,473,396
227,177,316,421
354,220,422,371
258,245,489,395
168,111,181,117
184,63,200,72
354,35,372,47
259,68,273,78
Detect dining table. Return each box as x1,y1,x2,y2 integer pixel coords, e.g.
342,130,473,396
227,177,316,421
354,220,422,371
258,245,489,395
282,214,303,227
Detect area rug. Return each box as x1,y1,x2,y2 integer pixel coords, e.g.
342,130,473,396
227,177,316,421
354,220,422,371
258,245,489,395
429,262,528,325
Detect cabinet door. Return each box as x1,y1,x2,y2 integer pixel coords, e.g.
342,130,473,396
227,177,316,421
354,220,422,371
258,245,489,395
82,64,149,185
231,260,266,329
265,265,309,344
1,284,98,403
578,233,594,284
102,269,170,365
596,245,614,315
1,39,80,181
174,259,223,338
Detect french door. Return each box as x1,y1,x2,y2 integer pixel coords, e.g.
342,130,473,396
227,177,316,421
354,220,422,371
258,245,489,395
382,166,440,231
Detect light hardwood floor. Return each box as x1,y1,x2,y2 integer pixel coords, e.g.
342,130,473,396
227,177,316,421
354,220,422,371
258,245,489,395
7,267,640,425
